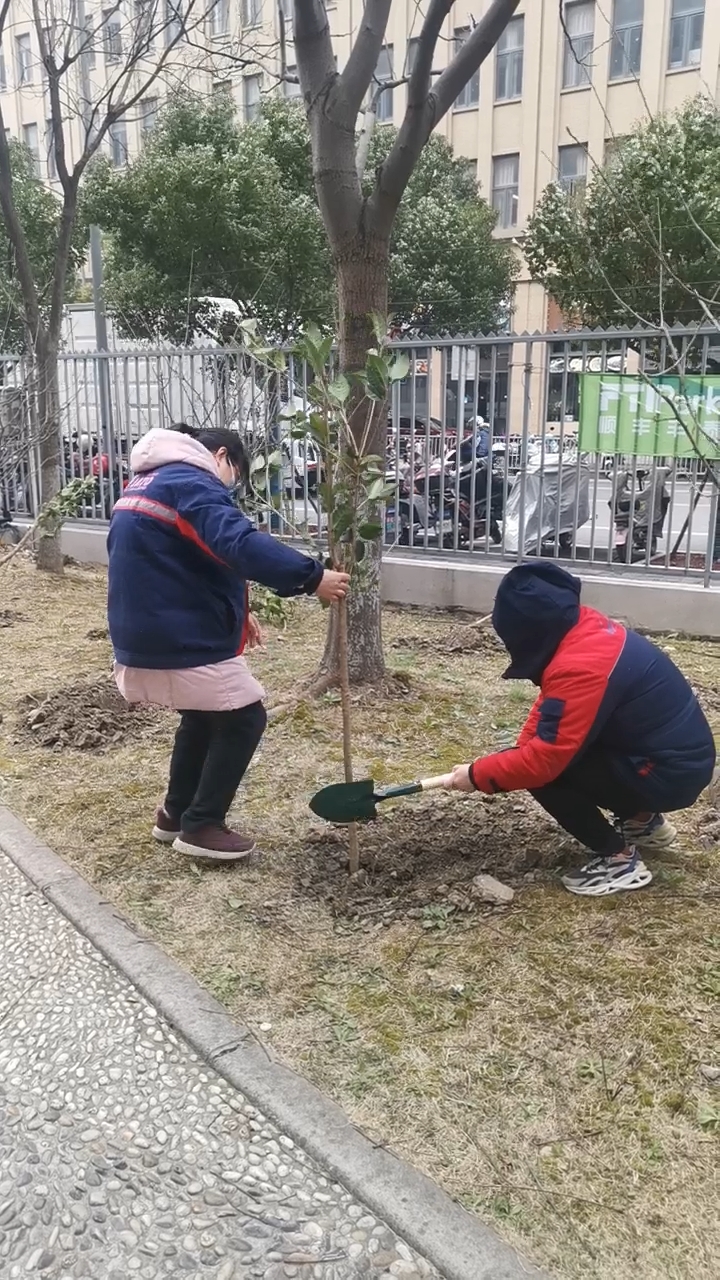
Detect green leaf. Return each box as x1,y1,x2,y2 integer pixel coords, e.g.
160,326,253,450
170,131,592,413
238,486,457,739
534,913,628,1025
266,449,283,468
358,520,382,541
370,312,387,345
250,454,266,473
306,412,329,444
365,353,389,400
367,477,389,501
388,353,410,383
332,506,354,541
354,539,366,563
327,374,350,404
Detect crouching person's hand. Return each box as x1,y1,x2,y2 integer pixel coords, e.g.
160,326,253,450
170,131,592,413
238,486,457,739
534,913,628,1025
448,764,476,792
316,569,350,604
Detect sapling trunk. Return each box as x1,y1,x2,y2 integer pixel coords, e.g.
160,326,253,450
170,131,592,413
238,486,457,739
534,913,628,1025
337,591,360,875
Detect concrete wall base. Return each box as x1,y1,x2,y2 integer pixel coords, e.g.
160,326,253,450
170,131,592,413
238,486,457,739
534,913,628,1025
40,522,720,639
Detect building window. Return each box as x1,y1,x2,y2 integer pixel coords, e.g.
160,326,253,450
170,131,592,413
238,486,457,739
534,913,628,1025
243,73,262,122
558,143,588,195
603,135,627,165
109,120,129,167
242,0,262,27
562,2,594,88
453,29,479,109
406,37,419,76
103,9,123,62
134,0,155,50
140,97,159,139
668,0,704,69
492,154,519,229
609,0,643,79
209,0,229,36
495,16,524,101
0,47,6,92
16,34,32,86
83,14,97,70
45,119,57,179
165,0,184,45
284,66,302,99
375,46,394,122
22,123,40,175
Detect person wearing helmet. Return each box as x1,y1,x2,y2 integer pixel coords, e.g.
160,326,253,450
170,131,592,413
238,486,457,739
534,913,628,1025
446,562,715,896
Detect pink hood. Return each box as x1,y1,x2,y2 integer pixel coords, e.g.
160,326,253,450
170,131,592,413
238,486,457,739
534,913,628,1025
130,428,220,479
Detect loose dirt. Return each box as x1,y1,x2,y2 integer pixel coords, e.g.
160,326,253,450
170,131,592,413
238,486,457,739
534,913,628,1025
17,677,160,751
299,792,560,923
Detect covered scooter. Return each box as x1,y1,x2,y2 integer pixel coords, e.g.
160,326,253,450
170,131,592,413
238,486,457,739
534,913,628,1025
503,456,591,555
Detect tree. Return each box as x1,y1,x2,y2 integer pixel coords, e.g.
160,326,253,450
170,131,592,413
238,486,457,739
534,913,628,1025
85,96,515,342
83,94,333,343
524,96,720,330
0,0,209,572
0,139,85,353
292,0,521,681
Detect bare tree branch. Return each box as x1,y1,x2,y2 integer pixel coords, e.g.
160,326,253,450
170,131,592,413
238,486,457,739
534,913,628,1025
339,0,393,119
373,0,520,233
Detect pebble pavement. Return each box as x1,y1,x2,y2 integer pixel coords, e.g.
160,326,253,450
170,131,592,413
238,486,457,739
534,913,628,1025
0,853,441,1280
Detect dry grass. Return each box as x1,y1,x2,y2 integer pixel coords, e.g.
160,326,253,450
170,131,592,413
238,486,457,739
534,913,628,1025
1,557,719,1280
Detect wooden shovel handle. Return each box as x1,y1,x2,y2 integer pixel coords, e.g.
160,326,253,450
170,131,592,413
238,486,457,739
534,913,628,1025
420,773,455,791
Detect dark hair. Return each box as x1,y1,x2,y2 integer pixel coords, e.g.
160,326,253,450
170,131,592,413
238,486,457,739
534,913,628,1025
172,422,249,485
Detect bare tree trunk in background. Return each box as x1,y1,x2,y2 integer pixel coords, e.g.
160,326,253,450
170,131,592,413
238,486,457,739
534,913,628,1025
34,332,63,573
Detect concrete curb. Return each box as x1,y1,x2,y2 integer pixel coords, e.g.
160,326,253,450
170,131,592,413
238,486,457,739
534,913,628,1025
0,805,547,1280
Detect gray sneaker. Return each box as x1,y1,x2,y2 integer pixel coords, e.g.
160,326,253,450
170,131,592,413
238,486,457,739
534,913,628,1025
173,824,256,862
619,814,677,852
562,849,652,897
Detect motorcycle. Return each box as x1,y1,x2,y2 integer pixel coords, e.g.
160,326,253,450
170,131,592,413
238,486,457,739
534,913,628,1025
610,467,671,563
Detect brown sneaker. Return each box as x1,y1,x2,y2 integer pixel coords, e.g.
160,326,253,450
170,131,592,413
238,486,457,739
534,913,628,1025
152,807,181,844
172,824,256,862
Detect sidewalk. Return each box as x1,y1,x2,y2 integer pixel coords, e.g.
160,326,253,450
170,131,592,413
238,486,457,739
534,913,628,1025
0,853,442,1280
0,809,544,1280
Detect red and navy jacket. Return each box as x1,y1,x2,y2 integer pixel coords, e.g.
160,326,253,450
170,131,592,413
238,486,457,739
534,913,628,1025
471,563,715,809
107,430,323,670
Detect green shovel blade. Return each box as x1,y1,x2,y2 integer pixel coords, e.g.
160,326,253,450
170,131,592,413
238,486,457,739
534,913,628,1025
309,779,379,824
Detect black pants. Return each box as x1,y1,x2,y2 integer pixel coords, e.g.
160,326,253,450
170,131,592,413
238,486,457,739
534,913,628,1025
530,747,655,857
164,701,267,832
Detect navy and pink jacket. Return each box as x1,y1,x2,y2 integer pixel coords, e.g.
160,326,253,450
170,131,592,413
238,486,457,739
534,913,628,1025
471,563,715,809
107,429,323,670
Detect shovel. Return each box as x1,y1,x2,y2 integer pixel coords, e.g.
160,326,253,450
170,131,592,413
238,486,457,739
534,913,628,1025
310,773,454,825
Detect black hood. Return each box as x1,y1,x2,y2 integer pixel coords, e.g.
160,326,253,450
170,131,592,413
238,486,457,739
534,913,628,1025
492,562,582,682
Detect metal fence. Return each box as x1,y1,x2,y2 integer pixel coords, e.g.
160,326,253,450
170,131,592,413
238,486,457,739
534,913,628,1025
1,326,719,585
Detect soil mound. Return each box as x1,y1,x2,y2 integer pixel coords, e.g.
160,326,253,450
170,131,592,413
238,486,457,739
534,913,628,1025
18,678,158,751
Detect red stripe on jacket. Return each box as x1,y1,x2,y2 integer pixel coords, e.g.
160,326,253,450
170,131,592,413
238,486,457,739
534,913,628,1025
113,493,247,655
471,608,626,793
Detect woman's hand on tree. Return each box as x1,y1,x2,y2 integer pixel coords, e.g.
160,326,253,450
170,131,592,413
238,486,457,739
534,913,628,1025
316,570,350,604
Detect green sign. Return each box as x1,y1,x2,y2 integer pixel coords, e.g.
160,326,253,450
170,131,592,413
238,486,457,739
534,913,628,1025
578,373,720,459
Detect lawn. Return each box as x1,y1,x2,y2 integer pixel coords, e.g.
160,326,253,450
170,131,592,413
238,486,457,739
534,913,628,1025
1,557,719,1280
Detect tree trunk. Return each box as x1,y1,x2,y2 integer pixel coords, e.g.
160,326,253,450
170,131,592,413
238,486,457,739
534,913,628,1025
320,242,389,684
34,332,63,575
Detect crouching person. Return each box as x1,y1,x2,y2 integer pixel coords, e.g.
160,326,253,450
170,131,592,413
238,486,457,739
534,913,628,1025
108,423,348,862
448,562,715,896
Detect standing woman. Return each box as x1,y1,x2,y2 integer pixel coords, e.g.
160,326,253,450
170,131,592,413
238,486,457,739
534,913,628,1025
107,423,348,862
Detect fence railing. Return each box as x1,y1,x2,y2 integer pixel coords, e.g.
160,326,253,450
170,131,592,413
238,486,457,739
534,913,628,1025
1,326,719,585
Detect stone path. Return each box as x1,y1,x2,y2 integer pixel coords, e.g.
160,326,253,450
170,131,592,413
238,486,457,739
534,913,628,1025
0,853,440,1280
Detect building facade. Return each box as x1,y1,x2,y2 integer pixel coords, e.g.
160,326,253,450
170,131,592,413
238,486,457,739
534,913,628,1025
0,0,717,343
